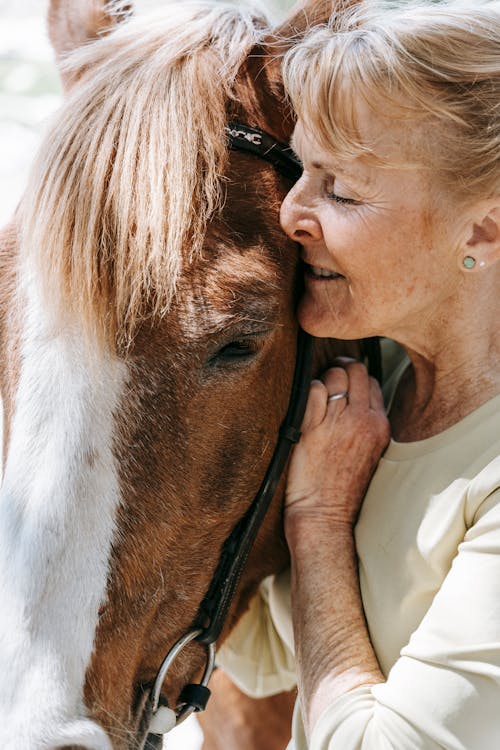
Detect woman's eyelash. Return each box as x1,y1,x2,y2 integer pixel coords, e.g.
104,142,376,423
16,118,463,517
324,178,358,205
327,191,357,205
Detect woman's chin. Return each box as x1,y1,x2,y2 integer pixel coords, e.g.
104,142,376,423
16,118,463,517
297,304,371,342
297,300,350,339
298,317,345,339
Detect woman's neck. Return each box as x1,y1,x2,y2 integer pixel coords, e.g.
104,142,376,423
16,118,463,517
387,272,500,442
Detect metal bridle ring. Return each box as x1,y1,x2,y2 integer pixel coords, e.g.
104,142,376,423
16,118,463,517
151,628,216,725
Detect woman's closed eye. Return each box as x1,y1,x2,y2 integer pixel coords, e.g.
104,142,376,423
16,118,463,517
324,178,359,205
328,191,358,205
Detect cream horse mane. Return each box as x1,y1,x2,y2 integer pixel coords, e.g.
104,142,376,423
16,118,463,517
20,1,268,348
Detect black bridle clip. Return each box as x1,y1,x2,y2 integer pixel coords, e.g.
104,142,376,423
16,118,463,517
179,684,211,713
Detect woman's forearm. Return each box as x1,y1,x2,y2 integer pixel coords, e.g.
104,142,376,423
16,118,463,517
287,519,384,738
283,363,389,737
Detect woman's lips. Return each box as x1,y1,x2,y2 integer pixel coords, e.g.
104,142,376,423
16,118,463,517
304,263,344,280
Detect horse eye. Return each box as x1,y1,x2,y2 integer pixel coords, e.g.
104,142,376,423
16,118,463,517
214,340,255,363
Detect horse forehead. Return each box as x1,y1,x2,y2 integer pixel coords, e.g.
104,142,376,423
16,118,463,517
182,242,296,322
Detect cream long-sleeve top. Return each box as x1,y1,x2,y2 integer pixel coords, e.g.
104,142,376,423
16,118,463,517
217,355,500,749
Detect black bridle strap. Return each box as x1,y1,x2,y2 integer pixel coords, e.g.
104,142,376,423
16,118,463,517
193,327,314,645
225,122,303,182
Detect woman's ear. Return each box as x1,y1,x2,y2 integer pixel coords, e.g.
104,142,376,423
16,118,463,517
461,205,500,272
47,0,132,91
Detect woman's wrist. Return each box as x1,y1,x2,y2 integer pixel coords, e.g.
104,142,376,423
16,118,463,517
285,505,356,550
287,518,383,737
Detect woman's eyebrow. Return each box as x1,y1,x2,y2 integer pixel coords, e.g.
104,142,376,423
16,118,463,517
313,159,374,188
290,130,374,187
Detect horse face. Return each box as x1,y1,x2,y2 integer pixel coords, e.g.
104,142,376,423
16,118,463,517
84,156,300,739
0,3,304,748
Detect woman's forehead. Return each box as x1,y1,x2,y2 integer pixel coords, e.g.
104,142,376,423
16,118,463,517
292,96,428,177
291,114,440,212
291,119,376,187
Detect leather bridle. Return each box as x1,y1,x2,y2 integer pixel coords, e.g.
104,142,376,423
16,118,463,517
142,124,381,748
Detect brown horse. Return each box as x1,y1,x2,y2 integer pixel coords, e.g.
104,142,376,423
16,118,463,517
0,1,355,748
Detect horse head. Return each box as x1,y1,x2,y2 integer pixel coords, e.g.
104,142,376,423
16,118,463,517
0,2,361,748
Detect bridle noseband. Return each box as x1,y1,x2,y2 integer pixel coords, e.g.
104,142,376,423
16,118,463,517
144,123,380,747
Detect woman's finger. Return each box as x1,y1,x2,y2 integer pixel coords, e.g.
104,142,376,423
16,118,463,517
301,379,329,431
343,361,370,408
322,367,349,412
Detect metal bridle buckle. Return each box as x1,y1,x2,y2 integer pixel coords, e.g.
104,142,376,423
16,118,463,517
150,628,216,727
225,125,263,146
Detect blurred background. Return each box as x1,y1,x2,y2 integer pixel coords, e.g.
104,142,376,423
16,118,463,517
0,0,295,747
0,0,296,226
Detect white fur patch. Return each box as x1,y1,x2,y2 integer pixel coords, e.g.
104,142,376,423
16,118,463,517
0,266,127,748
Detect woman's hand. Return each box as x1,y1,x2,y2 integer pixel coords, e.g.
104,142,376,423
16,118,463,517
285,360,390,531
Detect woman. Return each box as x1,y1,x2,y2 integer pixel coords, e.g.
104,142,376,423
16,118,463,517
217,0,500,747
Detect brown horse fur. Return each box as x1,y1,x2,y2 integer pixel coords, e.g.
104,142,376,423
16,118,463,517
0,1,358,748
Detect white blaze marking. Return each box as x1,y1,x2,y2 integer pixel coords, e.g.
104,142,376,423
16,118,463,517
0,267,127,749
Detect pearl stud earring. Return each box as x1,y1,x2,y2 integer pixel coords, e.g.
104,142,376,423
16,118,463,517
463,256,476,269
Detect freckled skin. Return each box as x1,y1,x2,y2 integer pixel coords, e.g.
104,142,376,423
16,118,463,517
280,107,500,441
277,91,500,741
280,117,461,344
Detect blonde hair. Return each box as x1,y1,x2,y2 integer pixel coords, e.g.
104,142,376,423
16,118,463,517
283,0,500,197
21,2,267,348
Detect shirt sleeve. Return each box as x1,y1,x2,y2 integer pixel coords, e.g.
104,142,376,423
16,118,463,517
216,568,297,697
308,488,500,750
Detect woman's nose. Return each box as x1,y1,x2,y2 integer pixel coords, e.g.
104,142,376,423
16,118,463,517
280,182,322,243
